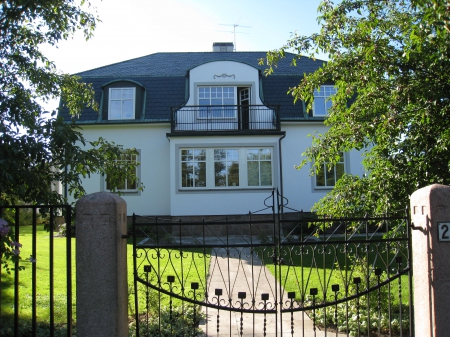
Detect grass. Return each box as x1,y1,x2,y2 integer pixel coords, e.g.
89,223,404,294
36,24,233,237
1,225,410,336
0,225,210,326
0,225,75,323
257,239,410,305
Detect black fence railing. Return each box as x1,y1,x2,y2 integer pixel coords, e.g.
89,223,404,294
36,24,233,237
170,104,280,132
132,190,413,337
0,205,73,337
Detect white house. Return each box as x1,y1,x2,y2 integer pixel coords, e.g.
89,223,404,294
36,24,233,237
60,43,363,217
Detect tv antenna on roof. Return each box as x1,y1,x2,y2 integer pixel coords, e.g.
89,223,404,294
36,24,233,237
218,22,251,51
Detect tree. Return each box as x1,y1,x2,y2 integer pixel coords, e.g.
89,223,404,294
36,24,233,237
264,0,450,216
0,0,143,206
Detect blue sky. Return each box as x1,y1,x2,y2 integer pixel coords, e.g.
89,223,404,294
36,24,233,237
42,0,325,75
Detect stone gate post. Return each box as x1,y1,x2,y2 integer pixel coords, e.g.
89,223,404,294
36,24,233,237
411,184,450,337
75,192,128,337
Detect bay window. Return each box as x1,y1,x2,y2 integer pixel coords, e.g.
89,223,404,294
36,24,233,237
179,147,273,189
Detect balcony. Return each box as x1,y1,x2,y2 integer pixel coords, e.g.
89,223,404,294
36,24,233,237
170,105,280,133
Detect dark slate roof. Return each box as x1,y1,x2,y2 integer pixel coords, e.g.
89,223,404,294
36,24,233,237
61,51,326,123
76,51,324,78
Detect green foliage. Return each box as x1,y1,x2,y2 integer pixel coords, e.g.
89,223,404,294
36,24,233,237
0,0,144,206
128,306,204,337
264,0,450,216
0,321,73,337
310,257,409,336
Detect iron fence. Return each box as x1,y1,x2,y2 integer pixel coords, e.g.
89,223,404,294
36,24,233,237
171,105,280,132
132,190,413,336
0,205,73,337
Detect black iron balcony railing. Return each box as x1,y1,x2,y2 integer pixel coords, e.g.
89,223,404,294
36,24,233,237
170,105,280,132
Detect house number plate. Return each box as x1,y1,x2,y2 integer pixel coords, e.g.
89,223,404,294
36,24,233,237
438,222,450,242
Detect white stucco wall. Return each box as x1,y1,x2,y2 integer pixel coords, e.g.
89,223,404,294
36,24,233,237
69,123,171,216
70,121,365,216
280,123,366,212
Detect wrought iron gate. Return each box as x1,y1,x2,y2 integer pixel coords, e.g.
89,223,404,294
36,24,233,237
132,190,413,336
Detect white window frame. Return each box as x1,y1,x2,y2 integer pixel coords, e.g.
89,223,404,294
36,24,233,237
315,152,345,189
108,87,136,120
313,85,336,117
105,151,140,193
198,86,237,119
179,147,273,189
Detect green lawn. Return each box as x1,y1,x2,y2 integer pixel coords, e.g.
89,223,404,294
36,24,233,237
257,240,410,304
0,225,210,326
1,225,410,336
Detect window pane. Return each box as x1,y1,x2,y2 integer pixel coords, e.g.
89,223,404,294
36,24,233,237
111,89,122,100
326,166,336,186
214,149,226,160
260,161,272,186
110,101,122,119
316,165,325,186
181,162,194,187
215,162,226,186
182,150,193,161
211,106,222,118
194,149,206,161
195,162,207,187
247,161,259,186
122,89,134,99
228,162,239,186
127,177,137,190
198,106,208,118
314,97,326,116
227,149,239,161
336,163,345,181
247,149,259,161
122,99,133,118
260,149,272,160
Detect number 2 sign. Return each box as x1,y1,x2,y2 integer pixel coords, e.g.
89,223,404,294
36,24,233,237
438,222,450,242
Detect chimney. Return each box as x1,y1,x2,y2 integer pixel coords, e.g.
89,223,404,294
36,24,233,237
213,42,234,52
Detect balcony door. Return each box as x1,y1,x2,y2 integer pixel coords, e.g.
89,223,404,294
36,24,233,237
239,87,250,130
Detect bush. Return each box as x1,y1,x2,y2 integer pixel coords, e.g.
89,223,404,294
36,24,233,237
129,306,203,337
309,257,410,336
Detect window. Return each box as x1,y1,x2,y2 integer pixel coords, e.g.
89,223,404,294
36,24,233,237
313,85,336,117
247,149,272,186
315,153,345,188
214,149,239,187
109,88,136,120
106,153,139,192
181,149,207,187
198,87,236,118
179,147,273,189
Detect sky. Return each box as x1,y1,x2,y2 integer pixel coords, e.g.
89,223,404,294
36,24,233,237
40,0,325,110
41,0,325,74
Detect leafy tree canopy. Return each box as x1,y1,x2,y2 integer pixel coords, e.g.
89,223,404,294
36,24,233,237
0,0,143,206
264,0,450,216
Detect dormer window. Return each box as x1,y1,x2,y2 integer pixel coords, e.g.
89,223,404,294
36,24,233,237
313,85,336,117
108,88,136,120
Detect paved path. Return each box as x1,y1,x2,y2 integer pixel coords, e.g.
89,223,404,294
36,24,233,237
199,247,346,337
